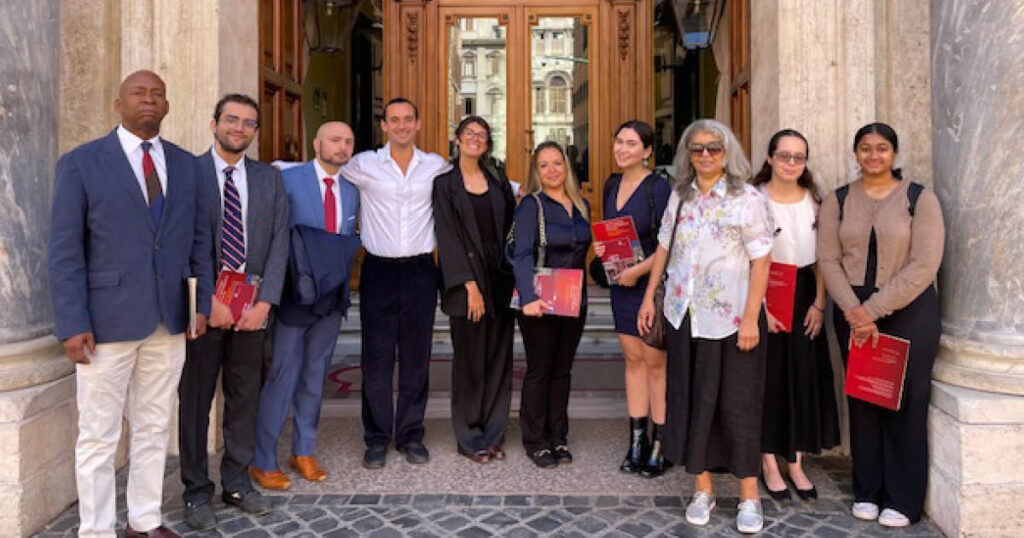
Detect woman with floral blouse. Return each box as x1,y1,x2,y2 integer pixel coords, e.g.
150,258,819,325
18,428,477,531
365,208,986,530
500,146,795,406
639,119,774,534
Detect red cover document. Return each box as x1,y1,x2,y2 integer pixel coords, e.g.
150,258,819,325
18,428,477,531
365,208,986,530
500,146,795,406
510,268,584,317
592,216,644,282
765,262,798,332
844,333,911,410
215,270,261,323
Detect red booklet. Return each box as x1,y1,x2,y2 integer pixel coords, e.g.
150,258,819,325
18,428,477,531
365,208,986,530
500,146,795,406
592,216,644,282
844,333,911,410
215,270,261,323
510,268,584,317
765,262,798,332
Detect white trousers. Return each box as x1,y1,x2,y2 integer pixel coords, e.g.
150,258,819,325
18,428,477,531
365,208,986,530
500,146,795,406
75,324,185,538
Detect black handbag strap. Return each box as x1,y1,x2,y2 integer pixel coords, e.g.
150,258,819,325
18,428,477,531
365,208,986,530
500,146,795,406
660,195,685,280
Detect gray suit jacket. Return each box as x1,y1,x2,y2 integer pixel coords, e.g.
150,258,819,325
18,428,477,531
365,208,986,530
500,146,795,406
197,150,290,305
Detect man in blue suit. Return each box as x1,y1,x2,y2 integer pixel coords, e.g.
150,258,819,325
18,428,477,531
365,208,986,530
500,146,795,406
251,121,360,490
48,70,214,538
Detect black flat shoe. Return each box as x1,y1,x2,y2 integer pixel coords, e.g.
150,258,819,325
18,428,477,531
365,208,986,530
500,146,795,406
529,448,558,469
759,476,792,501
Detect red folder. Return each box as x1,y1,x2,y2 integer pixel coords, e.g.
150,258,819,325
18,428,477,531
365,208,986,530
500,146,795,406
592,217,644,282
765,262,798,332
510,268,584,317
844,333,911,411
215,270,260,323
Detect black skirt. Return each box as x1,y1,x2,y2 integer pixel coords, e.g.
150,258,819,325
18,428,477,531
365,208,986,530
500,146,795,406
663,312,768,479
761,265,840,461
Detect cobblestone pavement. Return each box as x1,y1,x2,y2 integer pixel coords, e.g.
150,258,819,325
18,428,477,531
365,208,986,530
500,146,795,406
36,419,944,537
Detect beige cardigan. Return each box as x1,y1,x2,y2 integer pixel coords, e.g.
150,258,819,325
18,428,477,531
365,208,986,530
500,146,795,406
817,179,944,320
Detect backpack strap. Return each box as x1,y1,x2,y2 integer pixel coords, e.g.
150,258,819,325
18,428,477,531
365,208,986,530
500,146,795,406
836,184,851,222
907,181,924,217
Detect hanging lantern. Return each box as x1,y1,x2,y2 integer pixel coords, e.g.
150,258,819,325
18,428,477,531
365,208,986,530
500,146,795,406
304,0,364,53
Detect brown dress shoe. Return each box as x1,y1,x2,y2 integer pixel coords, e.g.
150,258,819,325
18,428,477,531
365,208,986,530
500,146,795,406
487,445,507,461
249,466,292,490
290,455,327,482
125,524,180,538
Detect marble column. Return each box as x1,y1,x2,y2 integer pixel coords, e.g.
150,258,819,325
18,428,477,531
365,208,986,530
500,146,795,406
926,1,1024,536
0,1,79,536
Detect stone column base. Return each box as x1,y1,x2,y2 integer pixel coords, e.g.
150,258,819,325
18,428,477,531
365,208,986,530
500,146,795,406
0,374,77,536
926,380,1024,537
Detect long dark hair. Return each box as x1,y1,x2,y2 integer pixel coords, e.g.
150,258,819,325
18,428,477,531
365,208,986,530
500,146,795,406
452,115,493,162
751,128,820,203
853,122,903,179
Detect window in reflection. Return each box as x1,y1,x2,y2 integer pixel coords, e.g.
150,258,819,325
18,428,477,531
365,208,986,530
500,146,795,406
531,17,589,183
448,17,507,172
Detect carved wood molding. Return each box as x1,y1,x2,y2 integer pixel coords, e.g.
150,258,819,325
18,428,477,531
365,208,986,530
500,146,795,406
406,11,420,61
617,10,630,60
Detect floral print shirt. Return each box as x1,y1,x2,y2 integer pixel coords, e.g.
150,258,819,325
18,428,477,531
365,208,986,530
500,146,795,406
658,179,775,338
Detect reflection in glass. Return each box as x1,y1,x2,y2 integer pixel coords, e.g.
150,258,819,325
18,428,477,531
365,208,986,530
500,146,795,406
531,17,589,183
448,18,507,172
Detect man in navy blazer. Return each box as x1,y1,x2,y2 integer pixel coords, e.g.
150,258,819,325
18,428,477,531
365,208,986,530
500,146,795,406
48,70,214,538
251,121,360,490
177,94,290,531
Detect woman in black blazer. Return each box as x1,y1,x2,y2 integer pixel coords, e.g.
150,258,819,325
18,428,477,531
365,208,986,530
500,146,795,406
433,116,516,464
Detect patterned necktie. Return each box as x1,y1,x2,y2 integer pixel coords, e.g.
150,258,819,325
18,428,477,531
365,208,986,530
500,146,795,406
140,141,164,225
323,176,337,233
221,166,245,270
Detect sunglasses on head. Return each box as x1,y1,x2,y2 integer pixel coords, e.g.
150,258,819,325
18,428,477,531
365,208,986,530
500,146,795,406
688,142,724,156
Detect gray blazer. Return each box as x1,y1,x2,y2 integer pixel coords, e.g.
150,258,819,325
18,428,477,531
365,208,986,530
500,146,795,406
197,150,290,305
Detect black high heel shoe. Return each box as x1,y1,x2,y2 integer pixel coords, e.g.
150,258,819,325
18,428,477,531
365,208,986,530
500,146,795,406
619,416,650,473
759,475,792,501
639,422,666,478
787,475,817,500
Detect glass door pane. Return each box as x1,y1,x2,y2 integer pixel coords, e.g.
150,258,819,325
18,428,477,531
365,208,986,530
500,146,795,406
447,17,508,172
530,16,590,184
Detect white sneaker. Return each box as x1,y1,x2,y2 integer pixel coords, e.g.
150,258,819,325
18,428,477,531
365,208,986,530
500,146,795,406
852,501,880,520
685,491,716,526
878,508,910,527
736,499,764,534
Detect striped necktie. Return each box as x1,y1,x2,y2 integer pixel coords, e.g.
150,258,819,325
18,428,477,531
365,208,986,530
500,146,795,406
140,141,164,226
221,166,245,270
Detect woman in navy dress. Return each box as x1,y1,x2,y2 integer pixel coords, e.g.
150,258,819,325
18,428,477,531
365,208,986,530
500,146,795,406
512,141,592,469
594,121,671,476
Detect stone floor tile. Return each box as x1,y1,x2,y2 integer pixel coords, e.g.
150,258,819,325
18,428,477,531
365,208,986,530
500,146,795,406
472,494,502,506
350,514,386,533
433,513,472,532
367,528,405,538
455,525,493,538
323,528,360,538
349,493,381,505
618,520,655,536
503,494,531,506
524,514,563,532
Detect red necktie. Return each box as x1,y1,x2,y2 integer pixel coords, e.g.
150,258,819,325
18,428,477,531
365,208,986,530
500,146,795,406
323,177,337,233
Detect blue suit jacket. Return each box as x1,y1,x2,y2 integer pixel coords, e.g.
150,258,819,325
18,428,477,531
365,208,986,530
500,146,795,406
277,161,360,326
48,129,215,343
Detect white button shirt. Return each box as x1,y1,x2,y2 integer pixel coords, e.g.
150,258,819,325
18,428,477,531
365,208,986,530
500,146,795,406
341,143,451,257
211,148,249,271
116,124,167,202
314,159,344,233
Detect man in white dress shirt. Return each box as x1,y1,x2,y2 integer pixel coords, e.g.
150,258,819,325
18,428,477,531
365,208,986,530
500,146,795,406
342,98,450,468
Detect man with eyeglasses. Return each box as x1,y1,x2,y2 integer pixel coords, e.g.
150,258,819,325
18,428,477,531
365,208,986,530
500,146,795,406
178,93,290,532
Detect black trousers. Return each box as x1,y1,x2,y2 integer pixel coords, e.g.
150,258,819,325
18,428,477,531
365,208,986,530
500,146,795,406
450,309,514,453
360,253,438,447
835,285,940,522
178,327,266,504
516,307,587,453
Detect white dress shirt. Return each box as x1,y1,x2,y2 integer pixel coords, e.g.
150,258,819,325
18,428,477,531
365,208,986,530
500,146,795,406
314,159,344,233
211,148,249,271
117,124,167,202
765,188,818,267
341,143,451,257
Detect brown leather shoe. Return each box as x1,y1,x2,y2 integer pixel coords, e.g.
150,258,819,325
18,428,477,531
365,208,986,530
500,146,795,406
249,466,292,490
290,455,327,482
125,524,180,538
487,445,507,461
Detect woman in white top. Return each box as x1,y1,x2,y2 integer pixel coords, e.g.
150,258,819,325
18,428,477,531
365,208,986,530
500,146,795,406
638,119,774,534
750,129,840,502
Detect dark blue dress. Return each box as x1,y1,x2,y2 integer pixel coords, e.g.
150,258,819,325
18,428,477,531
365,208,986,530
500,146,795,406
602,174,671,336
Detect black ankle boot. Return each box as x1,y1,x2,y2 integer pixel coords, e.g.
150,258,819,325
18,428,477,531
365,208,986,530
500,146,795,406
640,422,666,477
619,416,650,473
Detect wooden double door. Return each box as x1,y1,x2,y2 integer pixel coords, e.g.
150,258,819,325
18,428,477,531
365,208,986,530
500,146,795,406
384,0,653,215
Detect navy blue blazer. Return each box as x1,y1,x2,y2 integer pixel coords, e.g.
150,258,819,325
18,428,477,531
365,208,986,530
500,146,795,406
276,161,361,326
48,129,215,343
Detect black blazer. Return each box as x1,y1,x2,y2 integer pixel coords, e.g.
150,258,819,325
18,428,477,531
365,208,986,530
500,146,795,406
433,164,516,317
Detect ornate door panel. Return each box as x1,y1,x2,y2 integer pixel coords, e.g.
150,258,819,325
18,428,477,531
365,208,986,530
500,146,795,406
259,0,304,162
385,0,653,219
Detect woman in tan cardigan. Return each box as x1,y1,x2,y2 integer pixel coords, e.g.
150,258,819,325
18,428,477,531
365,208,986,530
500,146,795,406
817,122,944,528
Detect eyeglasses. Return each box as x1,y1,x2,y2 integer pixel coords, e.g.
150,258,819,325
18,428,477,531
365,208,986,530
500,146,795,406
774,152,807,164
461,129,489,141
223,114,259,131
688,143,724,156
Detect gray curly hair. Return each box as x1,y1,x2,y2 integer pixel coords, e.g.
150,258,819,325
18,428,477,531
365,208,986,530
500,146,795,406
672,119,751,201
